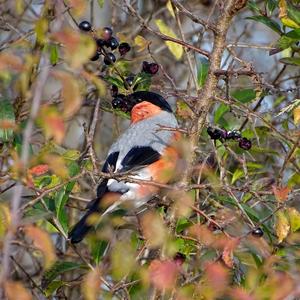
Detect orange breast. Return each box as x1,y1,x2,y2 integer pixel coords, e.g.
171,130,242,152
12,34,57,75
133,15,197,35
131,101,162,123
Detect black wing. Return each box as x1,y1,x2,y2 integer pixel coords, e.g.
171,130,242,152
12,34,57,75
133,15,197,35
68,151,119,243
120,146,161,172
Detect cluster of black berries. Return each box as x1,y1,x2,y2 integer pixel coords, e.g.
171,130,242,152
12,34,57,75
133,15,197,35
207,127,252,150
111,93,138,113
110,60,160,102
78,21,131,65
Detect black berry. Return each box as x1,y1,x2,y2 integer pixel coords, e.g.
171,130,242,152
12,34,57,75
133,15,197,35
118,42,131,56
111,85,118,97
148,63,159,75
227,130,241,140
207,127,225,140
107,37,119,50
252,227,264,237
142,61,150,72
79,21,92,32
103,27,113,40
96,38,106,48
142,61,159,75
104,53,116,65
112,94,128,112
125,76,135,87
239,137,252,150
90,52,100,61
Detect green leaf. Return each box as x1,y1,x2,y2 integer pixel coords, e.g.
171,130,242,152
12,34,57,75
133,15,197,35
279,57,300,66
247,1,260,13
133,72,152,91
277,35,297,50
155,19,183,60
246,16,282,34
67,161,80,177
45,280,65,297
49,44,59,65
231,89,256,103
176,218,192,233
91,239,109,264
214,103,230,123
232,169,244,184
55,179,76,233
0,99,15,142
42,261,83,289
285,28,300,39
266,0,277,14
97,0,104,8
287,3,300,27
197,57,209,87
104,75,124,89
63,149,80,161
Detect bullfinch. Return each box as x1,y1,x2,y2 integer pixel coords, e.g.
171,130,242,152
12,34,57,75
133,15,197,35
69,91,179,243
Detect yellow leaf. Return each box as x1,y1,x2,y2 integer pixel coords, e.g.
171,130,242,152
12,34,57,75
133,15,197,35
44,154,68,179
54,70,82,118
52,29,96,68
35,18,48,44
111,242,136,280
281,17,300,28
141,211,167,248
287,207,300,232
24,225,57,269
38,105,65,144
82,267,102,300
0,203,11,238
166,0,175,18
155,19,183,60
81,70,106,97
134,35,150,52
5,281,32,300
279,0,288,18
293,107,300,125
275,210,290,243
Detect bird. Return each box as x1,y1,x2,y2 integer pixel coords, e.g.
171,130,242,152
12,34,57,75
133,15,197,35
68,91,180,243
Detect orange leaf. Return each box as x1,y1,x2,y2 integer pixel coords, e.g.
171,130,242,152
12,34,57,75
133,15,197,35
5,281,32,300
29,164,49,176
24,225,56,269
38,105,65,144
82,267,102,300
52,29,96,68
53,70,82,118
0,52,24,71
66,0,87,16
149,259,179,291
222,238,240,268
230,288,255,300
272,185,290,202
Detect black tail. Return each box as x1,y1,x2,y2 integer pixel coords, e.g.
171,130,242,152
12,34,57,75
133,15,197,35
68,210,94,244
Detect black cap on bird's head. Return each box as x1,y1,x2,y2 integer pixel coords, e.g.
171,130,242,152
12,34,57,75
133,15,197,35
112,91,172,113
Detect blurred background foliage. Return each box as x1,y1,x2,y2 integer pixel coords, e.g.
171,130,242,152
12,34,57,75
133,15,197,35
0,0,300,299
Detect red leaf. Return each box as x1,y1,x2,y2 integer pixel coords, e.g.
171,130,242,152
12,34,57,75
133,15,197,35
29,164,49,176
149,259,179,291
